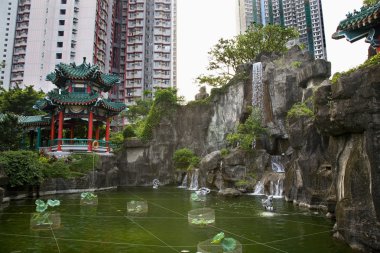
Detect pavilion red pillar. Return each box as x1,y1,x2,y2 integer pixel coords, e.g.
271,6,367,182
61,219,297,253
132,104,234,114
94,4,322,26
87,111,94,152
376,35,380,54
50,114,55,147
57,111,64,151
105,117,110,152
95,125,100,140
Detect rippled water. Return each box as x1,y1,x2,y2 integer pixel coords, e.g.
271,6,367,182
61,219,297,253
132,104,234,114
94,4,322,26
0,187,355,253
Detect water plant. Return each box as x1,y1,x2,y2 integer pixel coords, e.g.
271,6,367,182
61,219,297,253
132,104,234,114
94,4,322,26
32,199,60,225
81,192,97,201
211,232,237,252
191,217,214,226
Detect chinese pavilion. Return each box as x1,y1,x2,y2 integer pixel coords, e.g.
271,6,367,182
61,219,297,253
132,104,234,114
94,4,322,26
332,2,380,53
33,58,126,153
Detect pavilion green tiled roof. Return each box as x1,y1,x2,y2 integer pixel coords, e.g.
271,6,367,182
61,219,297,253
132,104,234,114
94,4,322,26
0,113,50,126
46,58,120,91
336,3,380,31
18,115,50,126
98,99,127,112
48,90,99,106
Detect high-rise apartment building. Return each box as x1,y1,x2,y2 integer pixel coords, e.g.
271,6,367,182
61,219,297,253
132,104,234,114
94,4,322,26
0,0,18,90
110,0,177,106
3,0,177,107
6,0,116,91
237,0,327,60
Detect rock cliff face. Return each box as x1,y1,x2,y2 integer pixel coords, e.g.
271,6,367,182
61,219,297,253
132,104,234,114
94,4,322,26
285,63,380,251
110,46,380,251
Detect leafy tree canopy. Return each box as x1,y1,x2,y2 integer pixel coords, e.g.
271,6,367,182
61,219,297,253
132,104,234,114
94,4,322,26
0,113,23,151
197,24,299,87
363,0,379,6
0,85,45,115
172,148,200,170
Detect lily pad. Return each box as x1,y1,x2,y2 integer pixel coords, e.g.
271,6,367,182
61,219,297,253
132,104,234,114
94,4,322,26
221,237,237,252
47,199,61,207
211,232,225,244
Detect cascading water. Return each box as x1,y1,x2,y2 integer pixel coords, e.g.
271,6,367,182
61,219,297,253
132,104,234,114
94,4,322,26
189,169,199,190
271,156,285,173
251,181,264,195
252,62,263,110
270,179,284,198
178,173,188,188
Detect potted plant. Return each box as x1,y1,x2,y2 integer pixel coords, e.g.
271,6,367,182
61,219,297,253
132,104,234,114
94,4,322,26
80,192,98,205
30,199,61,230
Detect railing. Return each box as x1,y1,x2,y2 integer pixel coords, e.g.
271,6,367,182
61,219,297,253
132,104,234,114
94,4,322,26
42,139,117,153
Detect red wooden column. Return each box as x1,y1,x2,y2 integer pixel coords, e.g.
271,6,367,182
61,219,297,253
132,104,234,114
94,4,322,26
105,117,110,152
87,111,94,152
57,111,64,151
50,114,55,148
95,125,100,140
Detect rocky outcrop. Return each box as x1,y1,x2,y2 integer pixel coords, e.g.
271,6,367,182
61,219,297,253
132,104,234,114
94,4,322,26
284,63,380,251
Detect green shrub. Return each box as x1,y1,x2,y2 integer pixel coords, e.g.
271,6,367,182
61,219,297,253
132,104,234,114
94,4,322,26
173,148,200,170
220,148,229,157
0,150,43,187
226,106,266,152
68,154,99,174
291,61,302,68
123,124,136,138
286,102,314,120
139,88,180,141
331,53,380,84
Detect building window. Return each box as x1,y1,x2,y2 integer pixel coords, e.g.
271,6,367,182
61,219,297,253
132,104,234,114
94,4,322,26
58,31,64,36
57,42,63,47
56,53,62,59
59,20,65,25
61,0,67,4
60,9,66,15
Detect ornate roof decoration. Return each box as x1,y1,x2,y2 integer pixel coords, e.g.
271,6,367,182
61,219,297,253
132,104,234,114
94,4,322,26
46,58,120,92
332,2,380,47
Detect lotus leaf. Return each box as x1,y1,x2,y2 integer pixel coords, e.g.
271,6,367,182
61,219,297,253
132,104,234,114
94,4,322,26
47,199,60,207
221,237,237,252
35,199,48,213
211,232,225,244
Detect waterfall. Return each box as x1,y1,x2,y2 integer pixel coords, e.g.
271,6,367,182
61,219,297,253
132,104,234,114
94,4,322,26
252,181,264,195
270,179,284,198
189,169,199,190
252,62,263,111
178,173,188,188
271,156,285,173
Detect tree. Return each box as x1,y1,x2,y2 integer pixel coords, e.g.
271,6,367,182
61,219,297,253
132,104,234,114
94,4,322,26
0,113,23,151
226,107,266,151
0,85,45,115
172,148,200,170
197,24,298,87
363,0,379,6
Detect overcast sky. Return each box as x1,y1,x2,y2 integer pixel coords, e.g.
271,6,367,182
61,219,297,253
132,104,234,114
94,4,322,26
176,0,368,101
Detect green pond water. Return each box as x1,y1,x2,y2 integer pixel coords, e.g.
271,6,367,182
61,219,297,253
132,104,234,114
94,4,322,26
0,187,355,253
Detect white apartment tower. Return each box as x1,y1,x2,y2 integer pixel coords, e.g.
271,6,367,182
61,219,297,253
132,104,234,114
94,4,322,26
111,0,177,105
8,0,116,91
237,0,327,60
0,0,18,90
